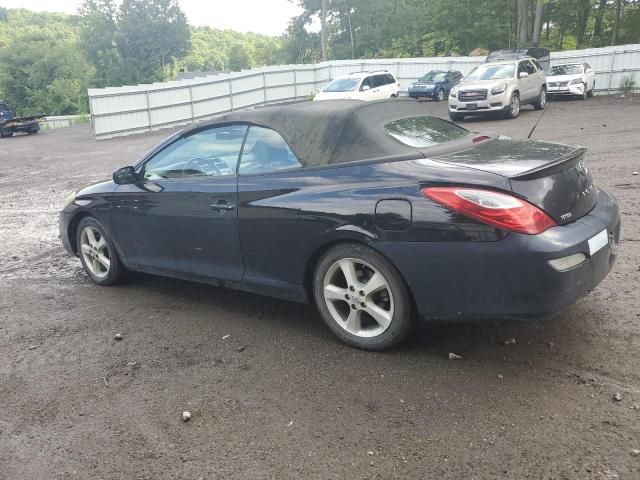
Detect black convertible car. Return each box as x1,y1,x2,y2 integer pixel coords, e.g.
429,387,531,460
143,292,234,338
60,99,620,350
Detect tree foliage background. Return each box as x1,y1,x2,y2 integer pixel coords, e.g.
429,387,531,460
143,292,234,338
0,0,638,116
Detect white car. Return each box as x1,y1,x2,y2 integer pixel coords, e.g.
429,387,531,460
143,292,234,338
314,71,400,101
546,62,596,99
448,57,547,121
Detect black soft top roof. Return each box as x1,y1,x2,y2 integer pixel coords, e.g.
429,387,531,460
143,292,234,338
196,99,451,167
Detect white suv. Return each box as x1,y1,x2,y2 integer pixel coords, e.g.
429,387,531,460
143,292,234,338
314,71,400,101
448,57,547,120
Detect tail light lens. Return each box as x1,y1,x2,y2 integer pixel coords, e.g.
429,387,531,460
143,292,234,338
421,187,557,235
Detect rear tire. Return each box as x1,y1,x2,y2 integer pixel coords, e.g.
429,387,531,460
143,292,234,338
313,243,412,351
0,128,13,138
449,112,464,122
587,82,595,97
76,217,125,286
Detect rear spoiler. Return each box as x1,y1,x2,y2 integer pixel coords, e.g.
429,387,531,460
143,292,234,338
510,147,587,180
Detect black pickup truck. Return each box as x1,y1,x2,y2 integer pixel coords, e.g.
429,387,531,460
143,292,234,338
0,102,45,137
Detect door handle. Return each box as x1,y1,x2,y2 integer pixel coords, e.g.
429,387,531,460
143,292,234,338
210,200,235,211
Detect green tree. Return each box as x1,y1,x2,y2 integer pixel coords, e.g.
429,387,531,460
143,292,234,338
117,0,190,83
0,29,93,115
78,0,123,87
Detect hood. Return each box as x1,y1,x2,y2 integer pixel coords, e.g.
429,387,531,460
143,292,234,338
546,74,582,82
77,179,117,198
454,79,511,91
314,91,362,101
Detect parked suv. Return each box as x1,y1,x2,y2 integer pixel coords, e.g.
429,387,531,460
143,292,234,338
314,71,400,101
546,62,596,99
408,70,463,101
448,57,547,121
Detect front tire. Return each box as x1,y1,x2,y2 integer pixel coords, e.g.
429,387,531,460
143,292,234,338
313,243,412,351
434,88,445,102
587,81,595,97
76,217,125,286
505,92,520,119
579,83,588,100
0,128,13,138
533,87,546,110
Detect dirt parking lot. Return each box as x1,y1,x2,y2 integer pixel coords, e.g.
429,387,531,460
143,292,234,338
1,96,639,480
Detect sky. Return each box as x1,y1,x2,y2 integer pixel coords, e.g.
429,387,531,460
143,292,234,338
0,0,303,36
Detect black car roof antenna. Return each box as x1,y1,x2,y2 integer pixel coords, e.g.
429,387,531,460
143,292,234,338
527,90,556,139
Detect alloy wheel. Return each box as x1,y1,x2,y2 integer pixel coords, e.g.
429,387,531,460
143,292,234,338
436,89,444,101
511,94,520,116
80,225,110,278
322,258,394,338
539,89,546,108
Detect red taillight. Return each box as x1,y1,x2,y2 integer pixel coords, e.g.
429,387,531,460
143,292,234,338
421,187,557,235
472,135,490,143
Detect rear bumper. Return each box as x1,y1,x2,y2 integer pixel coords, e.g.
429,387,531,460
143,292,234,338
375,188,620,320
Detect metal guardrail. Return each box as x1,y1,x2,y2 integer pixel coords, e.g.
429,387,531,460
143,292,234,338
88,44,640,139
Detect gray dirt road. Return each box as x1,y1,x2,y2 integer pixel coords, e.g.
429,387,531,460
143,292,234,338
1,96,639,480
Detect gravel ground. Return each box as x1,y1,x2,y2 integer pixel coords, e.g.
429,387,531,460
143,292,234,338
1,96,639,480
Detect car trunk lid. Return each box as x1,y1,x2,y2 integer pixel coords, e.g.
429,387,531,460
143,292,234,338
432,137,597,225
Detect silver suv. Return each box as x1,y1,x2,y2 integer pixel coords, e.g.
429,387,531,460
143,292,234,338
448,57,546,120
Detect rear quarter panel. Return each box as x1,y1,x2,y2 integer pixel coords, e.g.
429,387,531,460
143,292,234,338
237,158,510,290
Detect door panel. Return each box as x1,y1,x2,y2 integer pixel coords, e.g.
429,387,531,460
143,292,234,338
110,125,247,281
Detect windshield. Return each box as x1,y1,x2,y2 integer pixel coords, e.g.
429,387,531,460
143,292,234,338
465,64,515,81
385,116,468,148
547,65,582,76
419,71,446,82
323,78,361,92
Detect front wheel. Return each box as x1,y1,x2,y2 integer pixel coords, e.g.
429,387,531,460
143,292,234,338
533,87,546,110
505,92,520,119
579,83,588,100
0,128,13,138
434,88,445,102
76,217,125,286
313,243,412,351
587,81,595,97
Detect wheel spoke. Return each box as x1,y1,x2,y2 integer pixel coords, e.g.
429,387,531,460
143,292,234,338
96,254,110,270
86,228,98,247
362,272,387,297
338,260,358,287
365,301,392,330
95,237,107,250
80,244,92,256
324,284,348,302
344,309,361,334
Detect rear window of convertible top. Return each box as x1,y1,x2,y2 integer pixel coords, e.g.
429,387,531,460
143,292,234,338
385,116,468,148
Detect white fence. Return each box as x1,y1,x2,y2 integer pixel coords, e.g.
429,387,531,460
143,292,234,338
88,44,640,139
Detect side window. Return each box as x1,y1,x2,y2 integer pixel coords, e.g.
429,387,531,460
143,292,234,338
385,74,396,85
524,60,536,75
143,125,247,180
518,61,527,75
239,127,302,175
360,77,372,90
371,75,386,88
584,63,592,72
532,60,543,71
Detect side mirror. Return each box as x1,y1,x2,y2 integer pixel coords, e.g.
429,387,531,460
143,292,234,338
361,84,371,91
113,166,136,185
519,71,529,78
